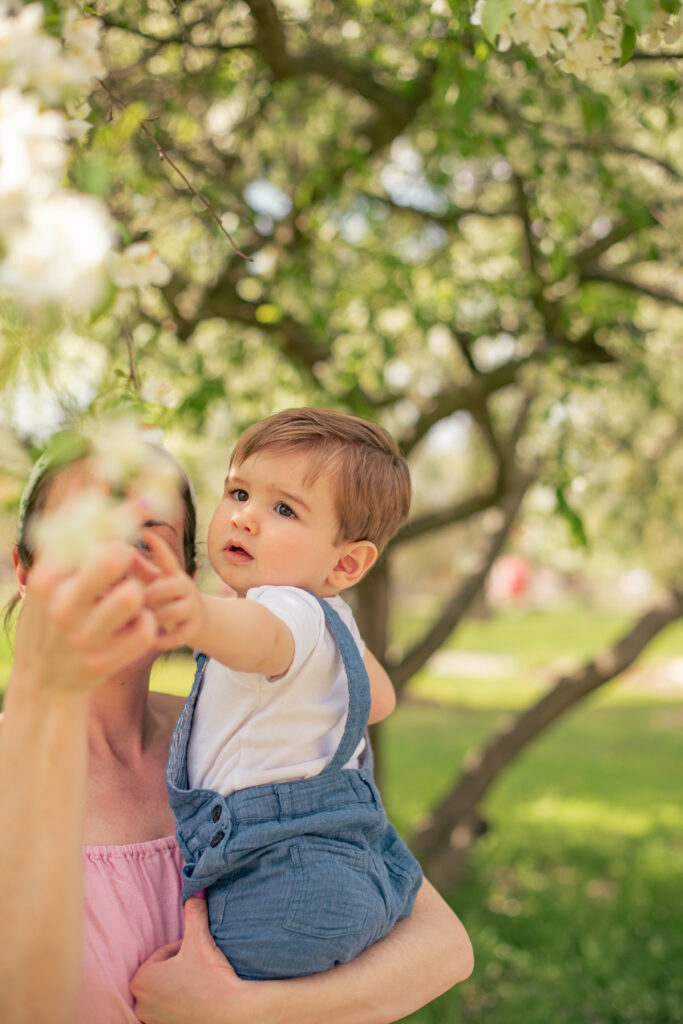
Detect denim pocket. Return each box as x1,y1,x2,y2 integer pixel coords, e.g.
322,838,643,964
284,838,380,940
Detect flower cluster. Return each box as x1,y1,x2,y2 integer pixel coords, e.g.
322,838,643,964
472,0,682,79
27,416,186,571
0,2,170,315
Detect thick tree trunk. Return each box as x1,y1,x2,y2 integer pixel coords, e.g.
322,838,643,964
410,587,683,892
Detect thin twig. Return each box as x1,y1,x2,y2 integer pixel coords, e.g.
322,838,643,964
97,78,252,260
122,319,140,392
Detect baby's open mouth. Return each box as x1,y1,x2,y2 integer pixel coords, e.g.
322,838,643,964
225,543,253,561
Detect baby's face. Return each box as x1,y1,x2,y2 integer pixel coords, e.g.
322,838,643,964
207,450,346,597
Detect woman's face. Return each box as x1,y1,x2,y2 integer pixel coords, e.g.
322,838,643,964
39,457,189,568
20,457,190,678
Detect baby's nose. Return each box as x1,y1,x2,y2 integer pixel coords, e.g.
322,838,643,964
231,508,256,532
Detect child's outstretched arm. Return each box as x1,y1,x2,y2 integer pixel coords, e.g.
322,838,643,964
364,650,397,723
142,531,294,677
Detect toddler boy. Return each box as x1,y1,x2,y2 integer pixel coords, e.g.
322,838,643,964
145,407,422,980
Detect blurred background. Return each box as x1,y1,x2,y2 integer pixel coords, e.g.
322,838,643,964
1,1,682,1020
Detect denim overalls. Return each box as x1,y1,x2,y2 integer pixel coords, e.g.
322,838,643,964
166,596,423,980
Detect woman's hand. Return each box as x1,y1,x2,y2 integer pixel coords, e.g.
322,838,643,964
131,880,473,1024
12,541,158,695
131,896,263,1024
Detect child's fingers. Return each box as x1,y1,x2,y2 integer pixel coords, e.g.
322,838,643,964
145,577,191,609
154,597,194,635
154,623,190,651
142,529,183,576
130,548,162,584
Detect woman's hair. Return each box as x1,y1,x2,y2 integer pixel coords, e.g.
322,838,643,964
4,444,198,629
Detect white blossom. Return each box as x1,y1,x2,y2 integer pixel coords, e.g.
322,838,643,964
0,191,114,311
470,0,678,77
27,418,187,570
87,417,157,486
0,3,103,105
0,87,66,228
109,242,173,288
62,12,105,81
87,417,183,517
131,450,184,519
0,4,62,100
28,489,141,571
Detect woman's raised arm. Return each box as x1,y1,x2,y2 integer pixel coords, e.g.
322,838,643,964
0,545,157,1024
131,880,473,1024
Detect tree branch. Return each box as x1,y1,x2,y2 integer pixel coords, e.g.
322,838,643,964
631,50,683,60
411,586,683,890
98,14,256,53
244,0,420,115
97,79,251,259
361,190,516,227
401,356,537,456
560,135,680,181
572,211,659,272
389,471,534,691
394,487,504,547
581,269,683,308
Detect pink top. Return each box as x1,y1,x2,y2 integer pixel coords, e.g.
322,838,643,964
75,836,184,1024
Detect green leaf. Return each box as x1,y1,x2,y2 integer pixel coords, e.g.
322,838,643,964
620,23,637,65
73,152,112,199
580,94,610,132
480,0,514,45
585,0,605,37
661,0,680,12
624,0,657,30
177,378,226,420
555,485,589,548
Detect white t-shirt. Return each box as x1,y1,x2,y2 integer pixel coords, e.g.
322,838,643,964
187,586,367,796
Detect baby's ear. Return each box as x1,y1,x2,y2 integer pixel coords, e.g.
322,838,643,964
328,540,377,591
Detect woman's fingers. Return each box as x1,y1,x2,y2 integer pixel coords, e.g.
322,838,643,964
180,895,229,965
48,542,138,624
84,608,157,677
34,544,156,672
134,940,182,967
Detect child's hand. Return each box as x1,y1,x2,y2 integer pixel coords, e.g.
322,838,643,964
142,530,206,651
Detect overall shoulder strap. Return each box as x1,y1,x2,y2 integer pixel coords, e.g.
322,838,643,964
166,652,208,789
312,596,372,774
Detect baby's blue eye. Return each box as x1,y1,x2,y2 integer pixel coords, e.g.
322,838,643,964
276,502,295,518
231,488,248,502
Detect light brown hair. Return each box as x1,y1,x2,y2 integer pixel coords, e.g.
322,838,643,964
231,408,411,553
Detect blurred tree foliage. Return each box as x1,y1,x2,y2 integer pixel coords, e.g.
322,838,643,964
2,0,683,884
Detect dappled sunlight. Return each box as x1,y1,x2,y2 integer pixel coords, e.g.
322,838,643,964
517,794,683,837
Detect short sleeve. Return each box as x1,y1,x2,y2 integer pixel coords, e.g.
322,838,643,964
245,586,325,681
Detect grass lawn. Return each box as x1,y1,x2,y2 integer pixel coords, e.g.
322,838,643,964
384,700,682,1023
1,605,681,1022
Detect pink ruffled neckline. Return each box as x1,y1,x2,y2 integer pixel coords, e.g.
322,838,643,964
83,834,178,860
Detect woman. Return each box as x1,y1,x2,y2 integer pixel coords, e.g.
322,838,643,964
0,448,473,1024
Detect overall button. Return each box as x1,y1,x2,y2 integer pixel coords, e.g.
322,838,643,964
209,830,225,848
211,805,221,823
